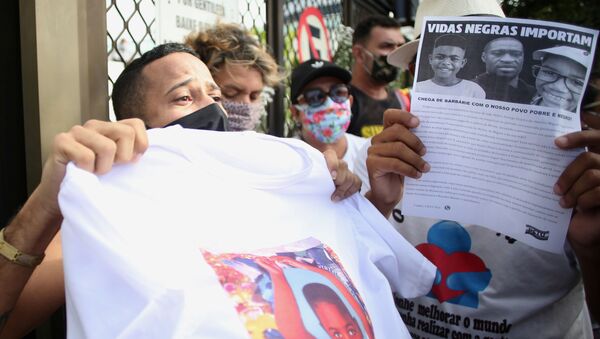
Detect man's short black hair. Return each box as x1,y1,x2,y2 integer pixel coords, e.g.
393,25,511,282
483,37,522,53
433,34,467,51
112,43,198,121
352,15,401,45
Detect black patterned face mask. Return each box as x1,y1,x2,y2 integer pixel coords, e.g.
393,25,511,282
164,103,229,131
363,48,399,84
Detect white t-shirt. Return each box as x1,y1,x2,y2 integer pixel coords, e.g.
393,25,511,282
353,141,592,339
343,133,369,172
59,127,435,339
414,79,486,99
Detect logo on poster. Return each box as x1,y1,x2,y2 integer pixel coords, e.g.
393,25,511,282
525,224,549,240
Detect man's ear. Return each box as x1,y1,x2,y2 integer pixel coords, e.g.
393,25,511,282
349,94,354,107
460,58,467,68
218,102,227,116
290,105,300,121
481,51,486,63
351,45,364,61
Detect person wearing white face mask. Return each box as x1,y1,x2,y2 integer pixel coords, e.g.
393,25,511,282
186,23,284,132
290,59,368,171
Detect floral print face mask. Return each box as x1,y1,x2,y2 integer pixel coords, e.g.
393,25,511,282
296,97,352,144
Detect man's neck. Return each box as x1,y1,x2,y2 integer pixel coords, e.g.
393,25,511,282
432,76,460,87
351,65,389,100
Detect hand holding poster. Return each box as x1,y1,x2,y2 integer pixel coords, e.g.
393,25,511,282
404,16,598,253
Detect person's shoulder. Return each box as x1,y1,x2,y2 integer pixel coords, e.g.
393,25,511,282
463,79,484,89
415,79,433,87
473,73,492,85
346,133,369,145
461,79,486,97
517,78,536,92
413,79,433,93
349,85,366,97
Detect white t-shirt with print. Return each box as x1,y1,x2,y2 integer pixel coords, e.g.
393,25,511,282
353,141,592,339
414,79,486,99
59,127,435,339
343,133,369,172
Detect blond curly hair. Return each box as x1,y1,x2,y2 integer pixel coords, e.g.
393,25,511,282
185,23,285,87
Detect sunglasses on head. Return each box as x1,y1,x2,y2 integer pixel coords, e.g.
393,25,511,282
297,83,350,107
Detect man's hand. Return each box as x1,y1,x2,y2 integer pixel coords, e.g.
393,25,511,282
554,112,600,248
34,119,149,224
0,118,148,338
365,109,429,217
322,150,362,201
554,109,600,321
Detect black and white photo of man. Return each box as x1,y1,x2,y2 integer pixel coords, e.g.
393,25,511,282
473,37,536,104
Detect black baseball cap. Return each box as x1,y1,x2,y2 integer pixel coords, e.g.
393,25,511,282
290,59,352,104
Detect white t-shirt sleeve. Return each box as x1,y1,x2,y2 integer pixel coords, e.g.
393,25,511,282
353,137,372,193
342,194,436,298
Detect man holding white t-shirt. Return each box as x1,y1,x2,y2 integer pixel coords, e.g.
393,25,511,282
0,42,432,338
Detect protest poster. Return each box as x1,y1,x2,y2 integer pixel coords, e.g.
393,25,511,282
404,16,598,253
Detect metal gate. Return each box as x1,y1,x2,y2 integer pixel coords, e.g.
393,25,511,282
104,0,406,135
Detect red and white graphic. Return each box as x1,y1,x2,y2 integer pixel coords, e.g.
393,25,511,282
297,7,333,62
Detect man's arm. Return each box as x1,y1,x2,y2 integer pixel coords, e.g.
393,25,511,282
0,234,64,337
364,109,429,217
0,119,148,337
554,110,600,321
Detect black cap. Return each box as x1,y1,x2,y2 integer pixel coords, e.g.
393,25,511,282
290,59,352,104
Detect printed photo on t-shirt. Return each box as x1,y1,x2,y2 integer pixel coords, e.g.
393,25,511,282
201,237,374,339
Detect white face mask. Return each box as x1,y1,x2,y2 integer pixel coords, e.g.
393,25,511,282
222,100,266,131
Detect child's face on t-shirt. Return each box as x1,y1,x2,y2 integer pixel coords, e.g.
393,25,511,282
428,45,467,81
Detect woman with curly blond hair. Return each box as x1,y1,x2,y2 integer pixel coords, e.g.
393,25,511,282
186,23,285,131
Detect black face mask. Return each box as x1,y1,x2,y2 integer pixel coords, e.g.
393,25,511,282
365,50,399,84
164,103,229,131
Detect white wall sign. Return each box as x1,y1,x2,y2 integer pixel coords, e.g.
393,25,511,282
156,0,239,44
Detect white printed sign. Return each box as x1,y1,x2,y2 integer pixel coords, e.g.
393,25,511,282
156,0,239,44
405,16,598,253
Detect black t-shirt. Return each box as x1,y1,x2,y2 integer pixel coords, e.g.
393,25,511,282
348,86,403,138
473,73,536,104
